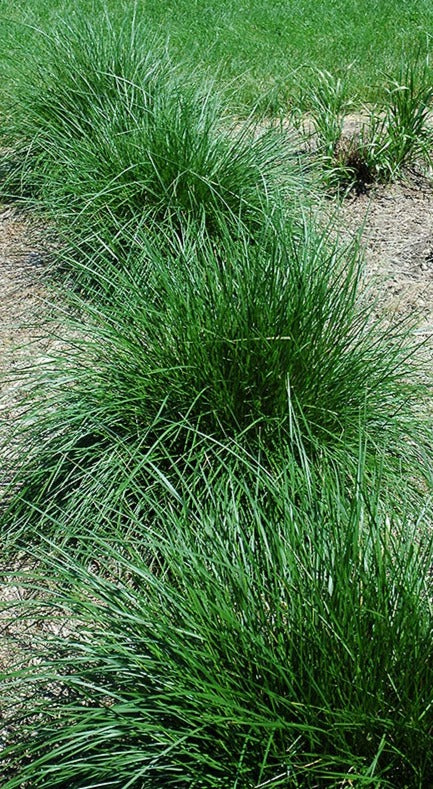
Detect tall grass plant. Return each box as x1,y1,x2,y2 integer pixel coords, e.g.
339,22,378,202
0,11,303,251
1,216,430,548
2,454,433,787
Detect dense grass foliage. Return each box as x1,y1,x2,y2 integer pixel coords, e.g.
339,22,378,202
1,217,430,547
3,460,433,787
306,60,433,192
1,6,433,788
2,0,433,113
0,12,301,246
366,58,433,180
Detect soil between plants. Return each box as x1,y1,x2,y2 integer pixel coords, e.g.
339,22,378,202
338,177,433,332
0,206,52,444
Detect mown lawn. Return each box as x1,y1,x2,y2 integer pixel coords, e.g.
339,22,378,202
1,0,433,112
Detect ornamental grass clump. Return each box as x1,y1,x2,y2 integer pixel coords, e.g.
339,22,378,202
364,56,433,182
301,68,351,162
1,215,430,546
0,10,301,248
2,455,433,787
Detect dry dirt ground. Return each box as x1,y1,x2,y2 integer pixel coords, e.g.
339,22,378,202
0,206,53,444
0,206,53,690
338,178,433,333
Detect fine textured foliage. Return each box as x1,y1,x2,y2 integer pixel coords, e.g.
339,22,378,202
364,57,433,181
301,68,351,161
1,216,430,546
1,0,433,113
1,9,433,789
304,59,433,192
2,457,433,787
0,12,301,245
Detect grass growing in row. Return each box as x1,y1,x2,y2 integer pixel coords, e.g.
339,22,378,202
2,453,433,787
2,0,433,113
2,10,432,251
1,8,433,788
1,215,430,549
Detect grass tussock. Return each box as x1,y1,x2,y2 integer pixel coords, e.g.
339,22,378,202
2,0,433,113
1,216,430,548
1,8,433,789
2,457,433,788
0,11,303,250
305,59,433,193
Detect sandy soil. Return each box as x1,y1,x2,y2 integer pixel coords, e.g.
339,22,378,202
0,206,52,426
0,207,53,688
337,177,433,333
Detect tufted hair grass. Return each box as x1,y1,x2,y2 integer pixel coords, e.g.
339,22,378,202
0,9,304,255
1,214,430,549
2,449,433,787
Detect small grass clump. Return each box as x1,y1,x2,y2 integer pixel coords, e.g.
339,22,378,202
1,215,430,546
300,68,351,162
364,58,433,181
305,59,433,193
2,456,433,787
0,11,302,249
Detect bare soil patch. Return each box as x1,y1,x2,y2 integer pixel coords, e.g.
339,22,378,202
0,206,53,436
337,177,433,334
0,207,54,681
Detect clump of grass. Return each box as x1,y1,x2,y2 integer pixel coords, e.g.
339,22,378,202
364,57,433,181
301,68,351,161
1,215,430,546
2,454,433,787
304,58,433,193
300,68,367,193
0,10,302,247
